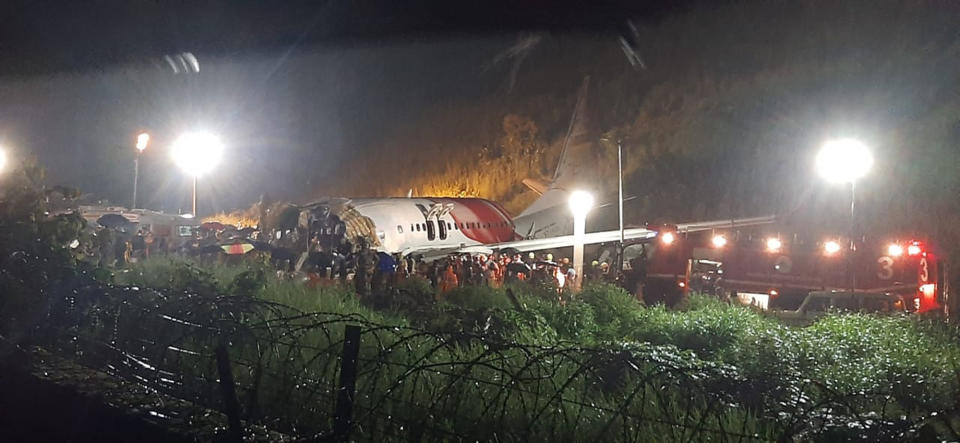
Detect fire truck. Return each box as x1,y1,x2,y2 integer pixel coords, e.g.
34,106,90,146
625,226,948,315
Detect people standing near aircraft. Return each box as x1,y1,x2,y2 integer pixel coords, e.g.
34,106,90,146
565,265,577,290
132,230,146,262
485,260,500,288
144,231,154,258
626,244,648,303
393,253,406,284
470,256,484,286
438,265,459,295
95,227,114,268
354,239,371,296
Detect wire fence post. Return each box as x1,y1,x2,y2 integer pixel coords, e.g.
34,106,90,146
215,343,244,443
333,325,362,442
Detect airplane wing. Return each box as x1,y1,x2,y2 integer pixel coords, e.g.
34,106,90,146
412,215,775,260
498,215,775,252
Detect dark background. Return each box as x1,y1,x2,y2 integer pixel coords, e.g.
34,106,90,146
1,0,959,256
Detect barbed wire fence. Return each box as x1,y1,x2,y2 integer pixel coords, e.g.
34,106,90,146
33,280,939,441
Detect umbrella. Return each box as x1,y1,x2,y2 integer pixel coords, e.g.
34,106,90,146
536,260,559,267
193,243,225,255
249,240,272,251
97,214,136,230
238,227,257,237
507,262,531,274
221,240,255,255
200,221,225,231
498,247,521,256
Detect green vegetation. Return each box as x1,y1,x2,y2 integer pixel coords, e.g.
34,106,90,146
116,258,960,440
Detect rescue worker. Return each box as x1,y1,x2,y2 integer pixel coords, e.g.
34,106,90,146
438,264,459,295
485,261,501,288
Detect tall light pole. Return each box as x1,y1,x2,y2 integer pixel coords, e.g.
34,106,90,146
132,132,150,208
617,139,625,280
568,190,595,293
816,138,873,293
171,132,223,217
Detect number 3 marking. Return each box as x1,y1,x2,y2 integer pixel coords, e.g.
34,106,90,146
920,257,929,282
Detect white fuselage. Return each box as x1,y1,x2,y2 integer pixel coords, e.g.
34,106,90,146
343,198,518,255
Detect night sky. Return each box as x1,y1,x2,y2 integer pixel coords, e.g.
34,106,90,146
2,0,959,246
0,34,519,213
0,1,692,214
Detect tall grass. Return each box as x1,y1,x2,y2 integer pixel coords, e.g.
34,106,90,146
107,258,960,439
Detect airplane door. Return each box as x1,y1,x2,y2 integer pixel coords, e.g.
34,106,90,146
438,218,447,240
426,220,436,241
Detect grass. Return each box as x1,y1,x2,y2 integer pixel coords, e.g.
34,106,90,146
98,258,960,440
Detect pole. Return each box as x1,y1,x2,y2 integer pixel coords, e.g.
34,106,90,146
850,180,856,294
617,140,624,279
573,213,586,292
132,152,140,209
192,176,198,216
333,325,361,442
214,344,243,443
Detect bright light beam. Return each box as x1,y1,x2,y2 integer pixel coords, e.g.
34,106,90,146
171,132,223,178
172,132,224,216
816,138,873,184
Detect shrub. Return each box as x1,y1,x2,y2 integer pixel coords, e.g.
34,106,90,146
443,285,515,311
577,283,641,339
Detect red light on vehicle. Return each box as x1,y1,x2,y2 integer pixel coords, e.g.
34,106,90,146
920,283,935,298
887,244,903,257
907,243,922,256
766,237,782,253
661,232,675,245
823,240,841,255
678,281,686,288
712,235,727,248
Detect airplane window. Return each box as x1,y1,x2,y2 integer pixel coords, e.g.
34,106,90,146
397,225,403,234
410,224,414,232
447,222,452,230
416,224,421,232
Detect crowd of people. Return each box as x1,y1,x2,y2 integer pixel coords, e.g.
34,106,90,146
347,251,622,297
87,221,651,300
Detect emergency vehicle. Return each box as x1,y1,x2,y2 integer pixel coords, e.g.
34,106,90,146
628,226,948,315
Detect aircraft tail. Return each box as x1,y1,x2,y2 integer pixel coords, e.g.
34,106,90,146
518,76,601,219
